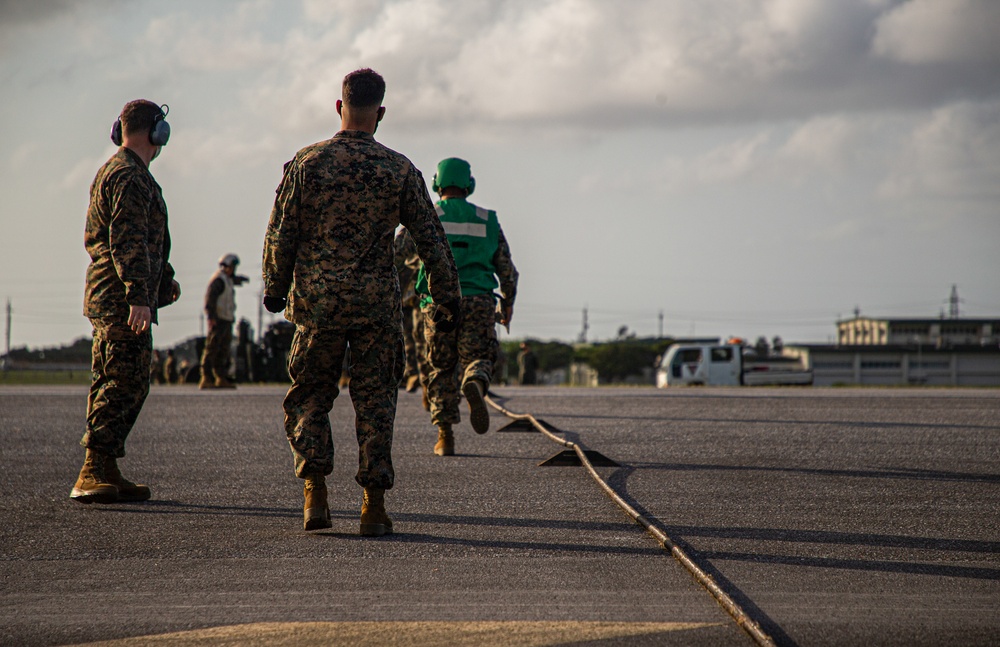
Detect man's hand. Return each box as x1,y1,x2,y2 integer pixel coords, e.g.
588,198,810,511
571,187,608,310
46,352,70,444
128,305,152,335
169,280,181,304
432,299,461,333
263,295,287,313
500,304,513,332
206,316,217,330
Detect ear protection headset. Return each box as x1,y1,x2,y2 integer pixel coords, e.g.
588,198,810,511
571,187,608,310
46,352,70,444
111,104,170,147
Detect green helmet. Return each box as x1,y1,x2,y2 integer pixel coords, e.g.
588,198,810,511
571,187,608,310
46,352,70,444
432,157,475,196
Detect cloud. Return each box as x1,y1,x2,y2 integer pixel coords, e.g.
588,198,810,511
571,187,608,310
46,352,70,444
879,99,1000,206
241,0,1000,134
59,150,115,191
873,0,1000,65
0,0,76,24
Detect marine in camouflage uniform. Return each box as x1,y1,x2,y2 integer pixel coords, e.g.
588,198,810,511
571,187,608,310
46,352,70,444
416,158,518,454
73,99,180,505
394,228,430,395
262,69,459,535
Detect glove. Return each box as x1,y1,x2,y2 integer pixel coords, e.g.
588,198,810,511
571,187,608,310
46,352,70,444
263,295,287,313
432,299,461,333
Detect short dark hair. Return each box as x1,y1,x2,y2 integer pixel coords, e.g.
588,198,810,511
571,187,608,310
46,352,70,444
121,100,164,137
342,68,385,109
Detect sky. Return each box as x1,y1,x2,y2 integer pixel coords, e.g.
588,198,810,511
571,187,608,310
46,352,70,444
1,0,999,352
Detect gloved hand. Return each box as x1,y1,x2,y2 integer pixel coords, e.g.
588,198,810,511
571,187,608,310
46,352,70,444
432,299,461,333
263,295,287,313
169,280,181,304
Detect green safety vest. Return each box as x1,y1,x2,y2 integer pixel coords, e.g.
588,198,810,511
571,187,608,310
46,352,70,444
416,198,499,307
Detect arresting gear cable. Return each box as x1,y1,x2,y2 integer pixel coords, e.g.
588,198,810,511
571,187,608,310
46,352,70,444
484,393,777,647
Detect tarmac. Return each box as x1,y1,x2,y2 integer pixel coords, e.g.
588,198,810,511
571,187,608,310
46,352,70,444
1,384,998,646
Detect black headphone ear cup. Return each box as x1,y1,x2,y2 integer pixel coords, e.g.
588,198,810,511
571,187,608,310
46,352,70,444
110,119,123,146
149,118,170,146
467,177,475,196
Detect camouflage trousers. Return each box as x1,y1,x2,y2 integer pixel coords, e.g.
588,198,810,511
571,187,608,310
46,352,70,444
200,319,233,380
283,321,405,488
402,306,417,379
402,305,430,386
80,318,152,457
423,293,498,427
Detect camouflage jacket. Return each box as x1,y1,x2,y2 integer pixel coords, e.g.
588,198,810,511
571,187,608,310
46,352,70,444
393,228,421,307
83,147,176,323
262,130,460,327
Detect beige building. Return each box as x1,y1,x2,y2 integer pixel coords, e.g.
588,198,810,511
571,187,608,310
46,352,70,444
795,316,1000,387
837,316,1000,347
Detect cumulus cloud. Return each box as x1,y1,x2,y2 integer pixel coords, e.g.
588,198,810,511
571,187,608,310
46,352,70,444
231,0,998,134
873,0,1000,65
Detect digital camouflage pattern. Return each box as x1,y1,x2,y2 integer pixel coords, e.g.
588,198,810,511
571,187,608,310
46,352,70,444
284,324,404,485
410,306,430,385
393,228,421,308
492,227,518,315
262,130,460,486
81,146,177,459
394,228,419,379
81,319,153,457
423,293,498,426
262,130,459,326
419,196,518,427
84,147,176,322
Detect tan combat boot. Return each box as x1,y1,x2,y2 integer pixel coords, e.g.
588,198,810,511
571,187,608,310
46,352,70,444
198,368,215,390
434,424,455,456
70,449,119,504
405,375,420,393
462,379,490,435
359,487,393,537
303,475,332,531
214,375,237,389
421,386,430,411
105,456,152,502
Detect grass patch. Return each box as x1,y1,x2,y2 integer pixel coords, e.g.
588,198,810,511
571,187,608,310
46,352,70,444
0,369,91,385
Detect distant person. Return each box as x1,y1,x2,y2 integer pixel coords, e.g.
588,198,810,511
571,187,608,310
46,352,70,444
200,253,247,389
149,350,165,384
72,99,180,504
164,349,179,384
416,157,518,455
518,342,538,385
261,68,460,535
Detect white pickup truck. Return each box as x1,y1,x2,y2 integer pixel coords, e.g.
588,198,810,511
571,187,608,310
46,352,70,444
656,342,813,387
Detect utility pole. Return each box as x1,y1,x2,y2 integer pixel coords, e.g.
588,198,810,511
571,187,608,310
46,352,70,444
257,288,264,344
658,310,664,339
3,299,10,370
578,307,589,344
949,284,961,318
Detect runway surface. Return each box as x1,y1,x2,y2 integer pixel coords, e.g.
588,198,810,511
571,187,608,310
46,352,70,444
1,385,998,646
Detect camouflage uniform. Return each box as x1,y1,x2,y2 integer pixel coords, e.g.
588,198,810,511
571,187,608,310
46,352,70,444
82,147,177,457
262,130,459,487
394,228,429,385
419,201,518,427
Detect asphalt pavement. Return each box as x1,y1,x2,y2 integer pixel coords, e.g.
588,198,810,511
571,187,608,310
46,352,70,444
1,384,998,646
